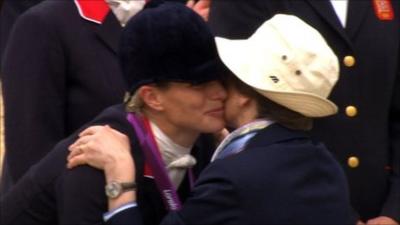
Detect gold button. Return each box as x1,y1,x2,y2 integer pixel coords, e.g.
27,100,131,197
343,56,356,67
345,106,358,117
348,156,359,168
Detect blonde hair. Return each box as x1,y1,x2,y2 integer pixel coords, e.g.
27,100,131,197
124,82,170,113
124,91,145,113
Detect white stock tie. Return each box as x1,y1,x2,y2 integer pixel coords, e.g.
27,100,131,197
150,121,196,188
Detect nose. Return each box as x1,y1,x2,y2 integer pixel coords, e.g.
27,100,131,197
207,81,227,101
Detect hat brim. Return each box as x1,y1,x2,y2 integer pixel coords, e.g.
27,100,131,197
129,57,228,93
215,36,337,118
188,57,230,84
258,89,338,117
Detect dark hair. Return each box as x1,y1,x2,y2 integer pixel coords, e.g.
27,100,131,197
226,73,313,131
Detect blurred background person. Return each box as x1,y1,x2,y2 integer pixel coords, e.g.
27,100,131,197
208,1,399,224
0,0,44,188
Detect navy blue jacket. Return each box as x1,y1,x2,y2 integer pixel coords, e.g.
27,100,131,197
107,124,354,225
0,104,215,225
1,0,126,187
208,0,400,221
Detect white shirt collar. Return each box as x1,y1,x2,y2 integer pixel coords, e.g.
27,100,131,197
330,0,349,28
105,0,146,26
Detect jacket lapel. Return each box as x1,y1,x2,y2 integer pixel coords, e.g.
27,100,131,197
346,0,369,38
75,0,122,54
95,12,123,54
305,0,353,47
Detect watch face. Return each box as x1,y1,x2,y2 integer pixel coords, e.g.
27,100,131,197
105,182,122,198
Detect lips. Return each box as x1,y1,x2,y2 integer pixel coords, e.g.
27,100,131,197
206,107,225,117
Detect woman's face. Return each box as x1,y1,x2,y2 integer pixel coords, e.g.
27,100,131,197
156,80,227,136
223,83,244,129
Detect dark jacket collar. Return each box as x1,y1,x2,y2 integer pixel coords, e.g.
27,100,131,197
94,12,122,53
245,123,309,149
74,0,122,53
305,0,369,42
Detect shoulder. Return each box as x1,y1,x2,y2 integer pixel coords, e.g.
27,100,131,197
54,106,141,223
57,104,138,187
22,1,75,18
51,105,132,185
210,128,346,186
13,1,79,34
86,105,136,137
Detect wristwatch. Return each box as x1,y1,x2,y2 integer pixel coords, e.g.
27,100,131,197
105,181,137,199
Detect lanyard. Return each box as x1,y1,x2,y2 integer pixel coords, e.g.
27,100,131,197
127,113,182,211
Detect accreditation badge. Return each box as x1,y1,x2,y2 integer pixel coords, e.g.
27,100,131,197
372,0,394,20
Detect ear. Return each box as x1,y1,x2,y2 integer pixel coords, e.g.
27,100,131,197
237,93,251,108
138,85,164,111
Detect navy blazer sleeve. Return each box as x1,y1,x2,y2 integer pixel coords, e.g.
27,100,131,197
2,6,67,180
106,207,144,225
106,138,353,225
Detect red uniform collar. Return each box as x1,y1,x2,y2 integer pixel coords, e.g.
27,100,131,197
74,0,110,24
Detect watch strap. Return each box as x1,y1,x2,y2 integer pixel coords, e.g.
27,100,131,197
105,181,137,199
120,182,137,191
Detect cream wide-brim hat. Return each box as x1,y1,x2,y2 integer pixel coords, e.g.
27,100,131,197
215,14,339,118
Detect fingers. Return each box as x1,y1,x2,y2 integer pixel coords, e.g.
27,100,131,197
70,125,104,149
67,124,131,171
67,143,97,169
70,125,113,150
67,144,84,161
67,154,87,169
69,135,92,151
78,125,109,137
